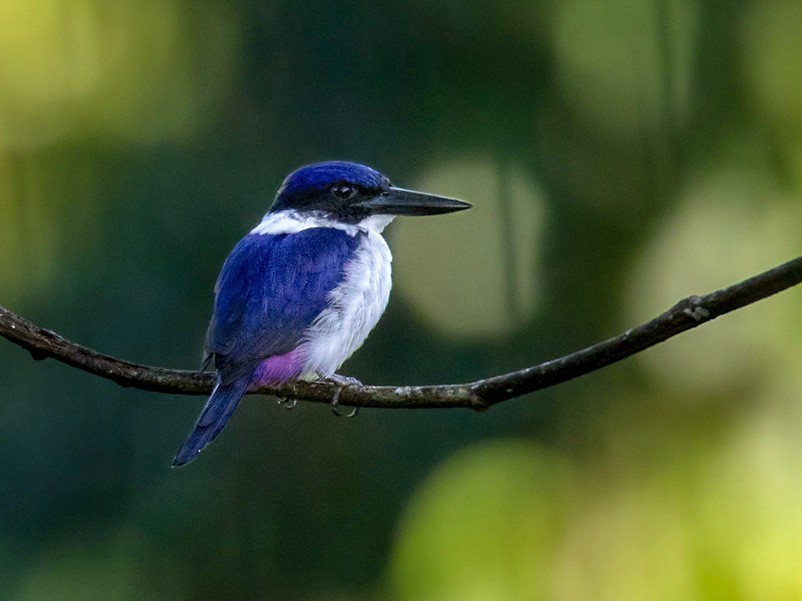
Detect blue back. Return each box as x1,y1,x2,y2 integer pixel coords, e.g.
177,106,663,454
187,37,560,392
206,228,362,382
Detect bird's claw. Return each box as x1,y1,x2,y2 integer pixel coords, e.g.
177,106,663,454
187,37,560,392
328,374,361,418
331,391,359,418
276,397,298,410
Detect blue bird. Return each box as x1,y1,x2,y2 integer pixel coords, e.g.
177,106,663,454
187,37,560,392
173,161,470,466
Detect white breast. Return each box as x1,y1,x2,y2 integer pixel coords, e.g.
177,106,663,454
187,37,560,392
300,229,393,378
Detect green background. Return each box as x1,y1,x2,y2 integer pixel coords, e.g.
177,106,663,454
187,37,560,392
1,1,801,599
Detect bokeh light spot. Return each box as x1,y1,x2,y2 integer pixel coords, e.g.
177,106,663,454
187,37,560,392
392,158,546,339
0,0,238,149
388,441,576,601
741,0,802,132
551,0,698,137
624,166,802,396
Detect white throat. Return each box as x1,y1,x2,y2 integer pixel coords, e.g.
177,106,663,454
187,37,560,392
250,209,395,237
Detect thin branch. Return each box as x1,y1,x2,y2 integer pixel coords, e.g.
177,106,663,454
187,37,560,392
2,255,802,410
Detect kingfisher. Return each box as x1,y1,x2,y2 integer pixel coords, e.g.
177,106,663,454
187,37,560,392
173,161,470,466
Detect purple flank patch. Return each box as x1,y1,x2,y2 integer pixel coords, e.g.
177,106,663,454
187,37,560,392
251,348,305,385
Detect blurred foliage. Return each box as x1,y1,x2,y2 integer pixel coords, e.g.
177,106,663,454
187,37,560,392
1,0,801,600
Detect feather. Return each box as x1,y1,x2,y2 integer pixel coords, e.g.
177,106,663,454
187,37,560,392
172,374,251,466
205,228,362,383
174,227,362,465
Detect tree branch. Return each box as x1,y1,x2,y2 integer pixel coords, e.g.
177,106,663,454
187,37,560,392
2,255,802,410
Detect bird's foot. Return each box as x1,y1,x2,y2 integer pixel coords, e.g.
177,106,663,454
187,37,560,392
276,397,298,410
326,373,363,387
326,374,361,418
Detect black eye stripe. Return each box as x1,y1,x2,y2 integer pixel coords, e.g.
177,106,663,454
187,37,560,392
331,183,358,199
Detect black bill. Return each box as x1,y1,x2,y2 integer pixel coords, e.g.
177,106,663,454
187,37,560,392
357,187,472,216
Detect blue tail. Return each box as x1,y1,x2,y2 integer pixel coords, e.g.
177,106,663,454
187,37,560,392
172,376,250,467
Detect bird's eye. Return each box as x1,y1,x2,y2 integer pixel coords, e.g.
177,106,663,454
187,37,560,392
331,184,357,200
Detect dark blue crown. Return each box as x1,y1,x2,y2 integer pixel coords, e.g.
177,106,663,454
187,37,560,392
272,161,390,212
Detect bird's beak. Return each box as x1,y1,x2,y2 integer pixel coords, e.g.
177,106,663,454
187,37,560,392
355,187,472,216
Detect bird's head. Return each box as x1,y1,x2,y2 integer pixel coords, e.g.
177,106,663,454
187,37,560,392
270,161,471,223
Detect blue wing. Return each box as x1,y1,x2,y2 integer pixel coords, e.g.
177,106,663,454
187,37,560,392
205,227,362,383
